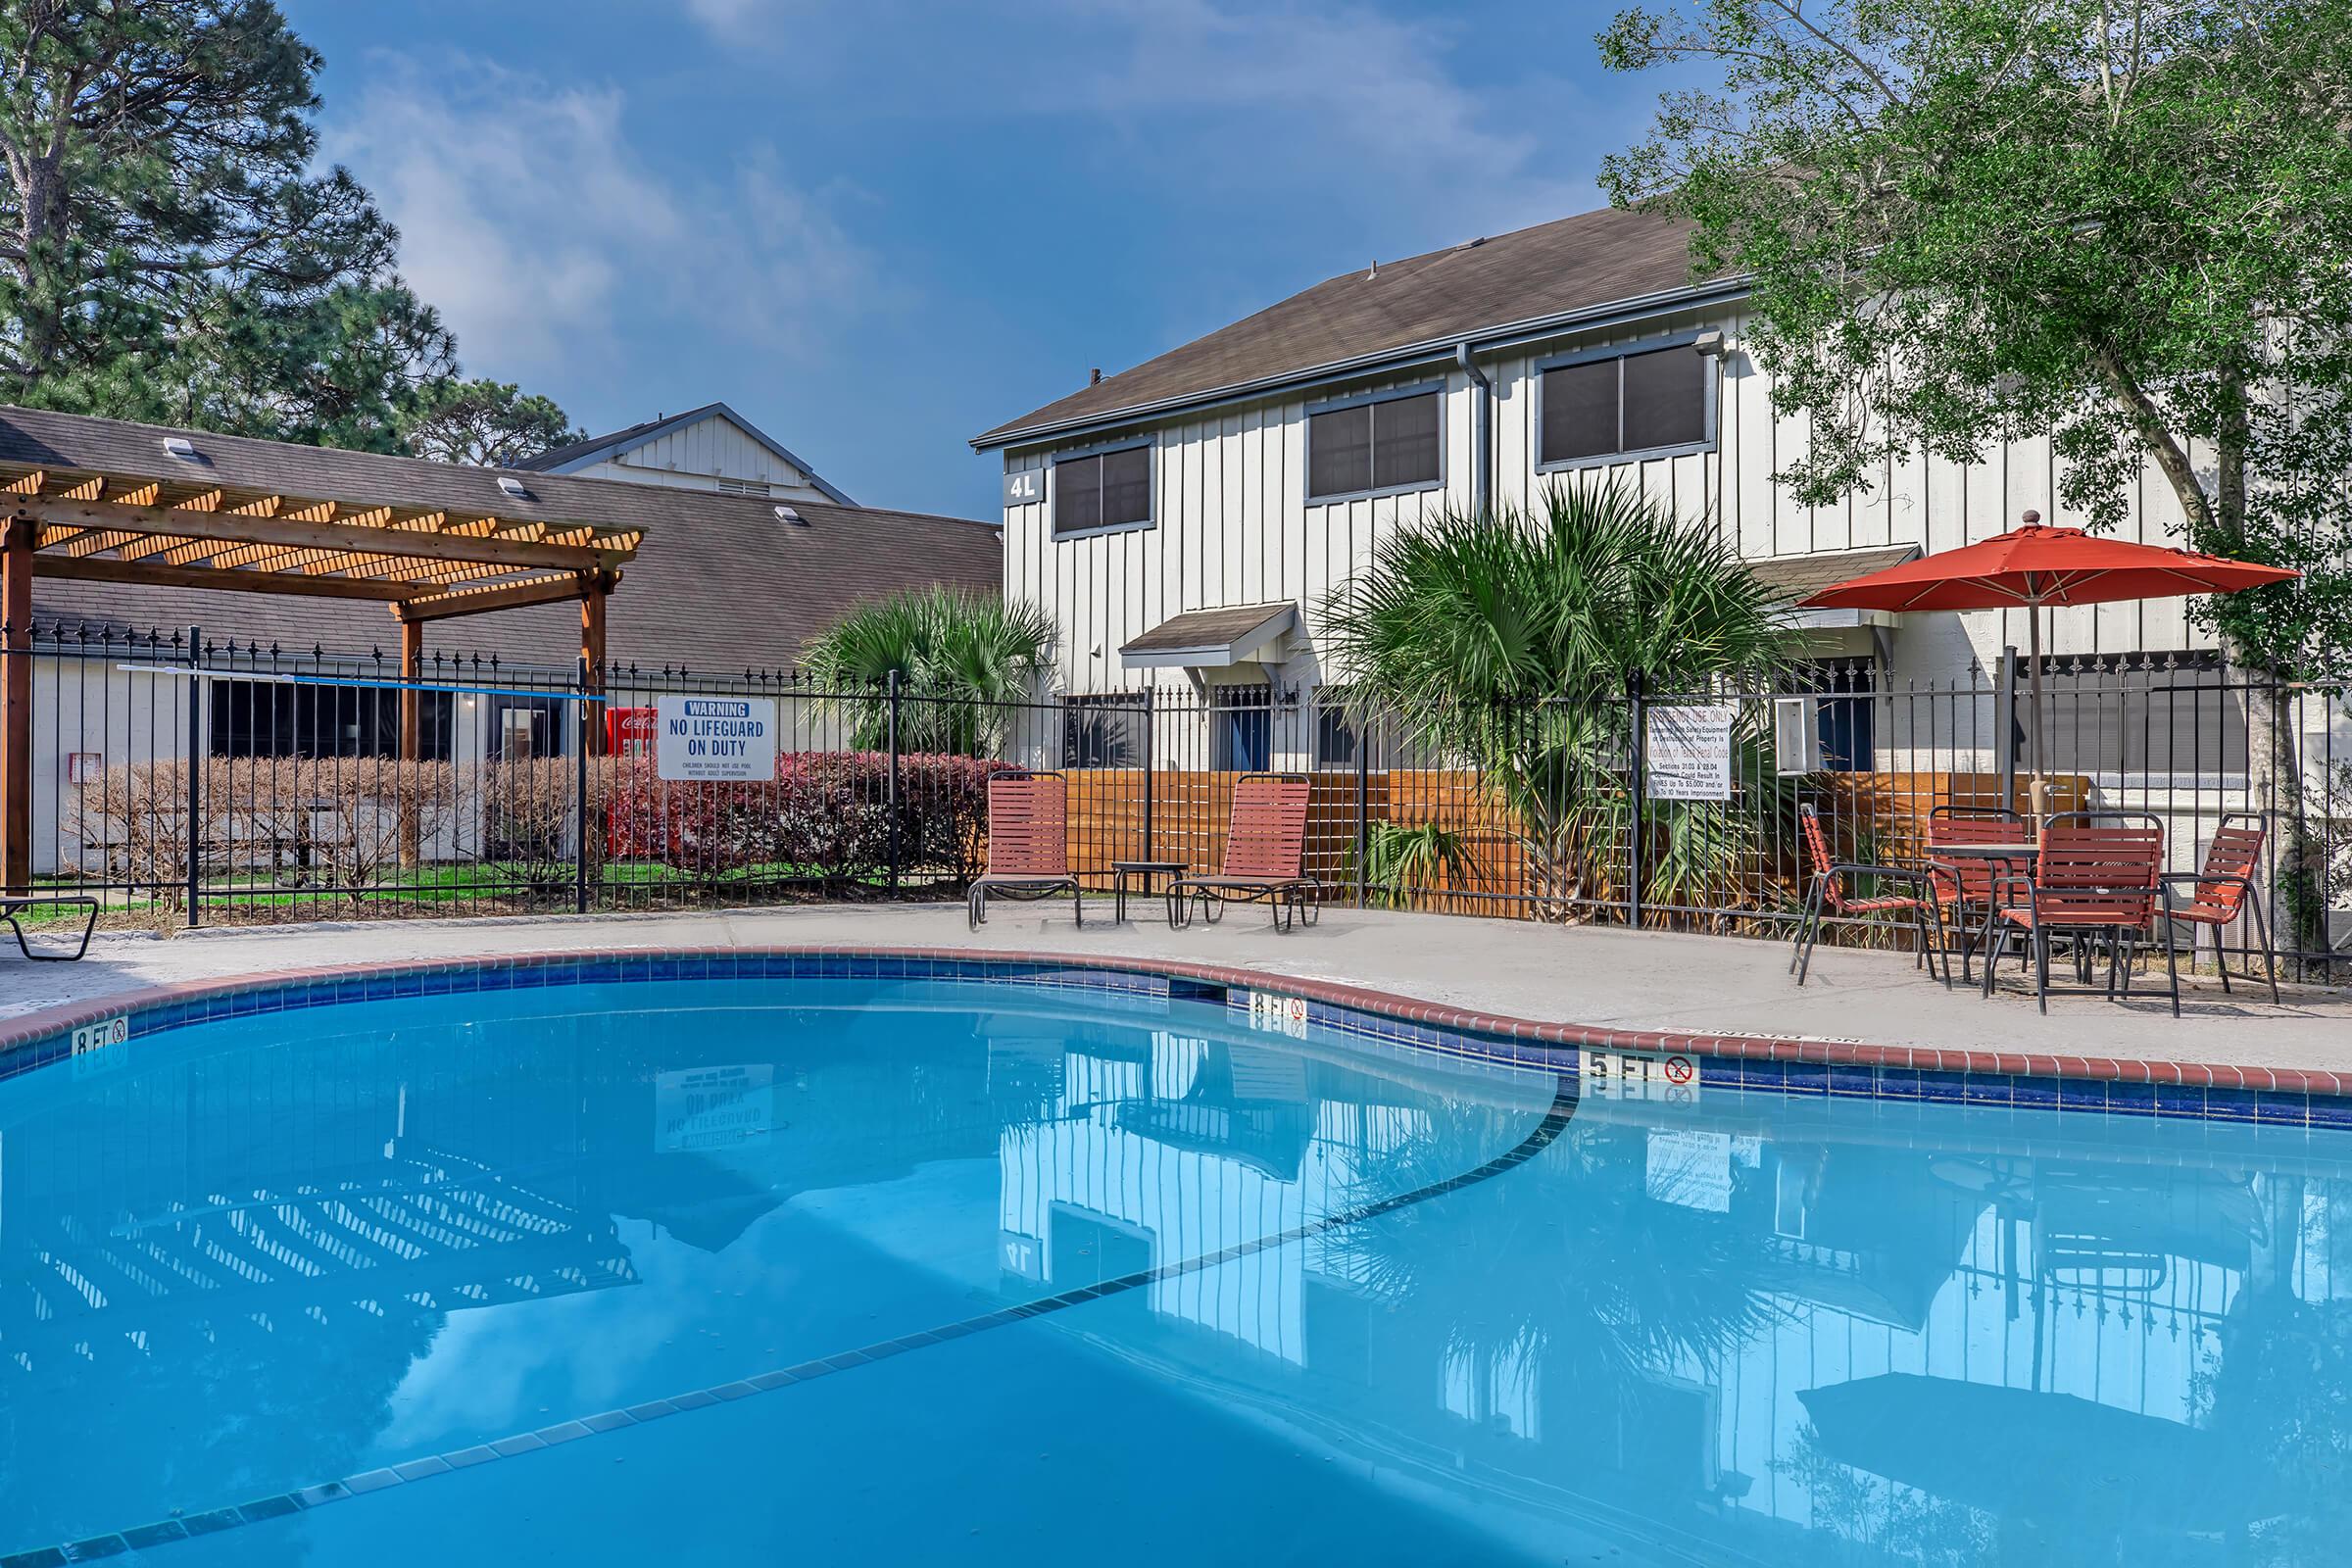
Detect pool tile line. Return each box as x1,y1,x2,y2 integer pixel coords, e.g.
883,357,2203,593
1,944,2346,1121
3,1082,1580,1568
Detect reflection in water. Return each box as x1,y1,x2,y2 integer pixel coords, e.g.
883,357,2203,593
2,978,2348,1564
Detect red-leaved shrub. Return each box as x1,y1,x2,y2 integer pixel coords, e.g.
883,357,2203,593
602,750,1004,886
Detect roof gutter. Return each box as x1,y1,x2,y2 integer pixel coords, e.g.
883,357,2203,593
1454,342,1492,519
972,276,1751,453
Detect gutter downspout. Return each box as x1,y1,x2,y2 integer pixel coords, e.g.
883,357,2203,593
1455,341,1492,518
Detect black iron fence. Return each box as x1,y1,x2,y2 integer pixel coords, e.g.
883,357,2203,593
6,623,2346,979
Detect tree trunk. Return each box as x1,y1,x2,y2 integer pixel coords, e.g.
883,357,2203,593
2116,364,2328,978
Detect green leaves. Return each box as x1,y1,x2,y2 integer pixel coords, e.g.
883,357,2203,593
1319,479,1798,917
1599,0,2352,674
801,586,1056,757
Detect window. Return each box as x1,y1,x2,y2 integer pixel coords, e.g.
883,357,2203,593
2029,652,2248,778
1307,388,1442,502
1062,692,1148,768
209,680,454,760
1788,659,1877,773
1313,692,1439,771
1211,685,1273,772
1538,340,1710,467
488,696,568,760
1054,444,1152,537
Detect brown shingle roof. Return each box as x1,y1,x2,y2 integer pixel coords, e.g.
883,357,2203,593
7,408,1000,670
975,205,1725,448
1749,546,1922,604
1120,603,1297,657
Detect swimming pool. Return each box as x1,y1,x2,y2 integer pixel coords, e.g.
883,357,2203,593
3,957,2348,1566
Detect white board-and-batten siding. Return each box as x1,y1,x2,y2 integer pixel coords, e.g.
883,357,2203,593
1001,307,2208,694
568,415,829,502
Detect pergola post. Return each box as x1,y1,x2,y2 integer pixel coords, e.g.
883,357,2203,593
579,573,609,757
1,517,29,895
398,617,424,868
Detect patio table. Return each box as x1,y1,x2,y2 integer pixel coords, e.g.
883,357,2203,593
1109,859,1188,925
1926,842,2037,990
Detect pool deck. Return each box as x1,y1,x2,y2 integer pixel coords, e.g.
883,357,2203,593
1,901,2345,1082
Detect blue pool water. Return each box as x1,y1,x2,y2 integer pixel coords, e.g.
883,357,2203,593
3,975,2349,1565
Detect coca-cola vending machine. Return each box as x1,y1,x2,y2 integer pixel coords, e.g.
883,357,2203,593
605,706,659,855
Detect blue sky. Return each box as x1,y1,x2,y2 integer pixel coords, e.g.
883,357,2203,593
284,0,1674,518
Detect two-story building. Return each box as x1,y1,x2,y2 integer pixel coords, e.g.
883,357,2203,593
973,203,2233,773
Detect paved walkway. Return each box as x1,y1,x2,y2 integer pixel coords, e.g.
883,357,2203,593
2,902,2345,1075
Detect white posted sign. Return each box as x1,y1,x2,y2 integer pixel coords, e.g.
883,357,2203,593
1645,702,1738,802
655,695,778,781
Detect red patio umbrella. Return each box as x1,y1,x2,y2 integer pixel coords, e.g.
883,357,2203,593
1799,513,2299,794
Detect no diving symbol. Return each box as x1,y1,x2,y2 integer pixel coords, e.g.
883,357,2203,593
1662,1054,1695,1086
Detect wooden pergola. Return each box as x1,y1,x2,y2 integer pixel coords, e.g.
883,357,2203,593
0,415,645,892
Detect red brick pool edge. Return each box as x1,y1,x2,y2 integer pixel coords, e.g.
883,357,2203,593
4,943,2345,1100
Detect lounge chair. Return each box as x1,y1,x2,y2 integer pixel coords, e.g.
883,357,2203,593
5,892,98,960
1167,773,1319,933
1789,804,1944,986
2160,812,2278,1004
967,770,1083,929
1984,811,2174,1014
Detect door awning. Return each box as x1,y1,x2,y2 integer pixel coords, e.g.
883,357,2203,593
1119,602,1298,669
1750,546,1919,629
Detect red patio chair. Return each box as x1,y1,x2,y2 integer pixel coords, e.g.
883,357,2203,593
967,770,1082,929
1167,773,1320,933
2160,813,2278,1004
1984,812,2175,1014
1790,805,1945,987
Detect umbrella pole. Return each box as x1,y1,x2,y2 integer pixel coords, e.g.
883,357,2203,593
2027,596,2048,819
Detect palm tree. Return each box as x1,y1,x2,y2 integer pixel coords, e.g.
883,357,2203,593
1319,478,1797,919
802,586,1055,757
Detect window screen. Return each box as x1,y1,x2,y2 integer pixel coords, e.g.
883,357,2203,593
1307,404,1372,500
1372,392,1441,490
1054,447,1152,536
2031,655,2248,777
1101,446,1152,527
1621,346,1707,450
1540,343,1708,466
1539,360,1619,464
1308,392,1441,501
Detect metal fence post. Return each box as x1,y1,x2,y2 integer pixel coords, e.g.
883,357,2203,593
1141,683,1155,863
1353,704,1371,909
886,669,902,894
1995,644,2019,814
185,625,202,927
1627,670,1645,930
574,655,591,914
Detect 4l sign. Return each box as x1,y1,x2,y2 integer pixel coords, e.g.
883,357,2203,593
655,695,778,782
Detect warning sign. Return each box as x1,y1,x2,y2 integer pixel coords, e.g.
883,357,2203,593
655,695,778,782
1646,703,1738,802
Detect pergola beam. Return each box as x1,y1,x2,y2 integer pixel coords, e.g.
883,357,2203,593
12,498,616,572
35,552,421,601
395,570,618,624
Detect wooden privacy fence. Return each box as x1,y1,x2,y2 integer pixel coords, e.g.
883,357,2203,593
1055,769,1519,896
1051,767,2088,919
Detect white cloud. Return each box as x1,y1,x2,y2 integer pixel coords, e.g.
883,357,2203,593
679,0,1589,241
321,55,884,386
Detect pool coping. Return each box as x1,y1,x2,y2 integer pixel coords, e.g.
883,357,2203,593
3,944,2348,1123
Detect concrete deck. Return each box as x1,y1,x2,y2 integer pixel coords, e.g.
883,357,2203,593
2,902,2344,1076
